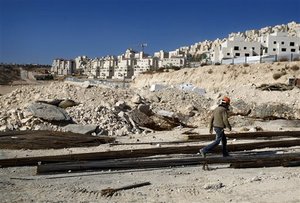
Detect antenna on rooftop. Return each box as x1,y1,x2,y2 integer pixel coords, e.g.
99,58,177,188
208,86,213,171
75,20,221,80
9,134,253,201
140,43,147,52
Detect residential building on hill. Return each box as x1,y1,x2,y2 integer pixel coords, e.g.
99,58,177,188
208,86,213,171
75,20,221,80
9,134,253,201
51,22,300,77
259,31,300,57
51,59,75,75
211,35,261,64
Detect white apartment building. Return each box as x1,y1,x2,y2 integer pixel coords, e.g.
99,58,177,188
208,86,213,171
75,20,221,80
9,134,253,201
134,57,159,76
89,58,103,78
259,32,300,56
159,57,186,68
99,56,117,79
154,50,169,59
51,59,75,75
154,50,185,68
112,49,136,80
75,56,91,75
211,35,261,63
169,48,186,58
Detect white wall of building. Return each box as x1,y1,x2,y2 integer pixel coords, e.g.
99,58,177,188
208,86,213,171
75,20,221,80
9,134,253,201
260,32,300,56
51,59,75,75
159,57,185,68
134,57,159,77
219,36,261,61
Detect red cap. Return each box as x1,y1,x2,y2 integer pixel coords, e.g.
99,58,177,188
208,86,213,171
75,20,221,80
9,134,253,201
222,96,231,104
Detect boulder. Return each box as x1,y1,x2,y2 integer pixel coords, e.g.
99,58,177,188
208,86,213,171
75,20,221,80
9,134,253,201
250,103,294,119
63,124,99,135
58,99,79,109
26,102,71,121
231,99,252,116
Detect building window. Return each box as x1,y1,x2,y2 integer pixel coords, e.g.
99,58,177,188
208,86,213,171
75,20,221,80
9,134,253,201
273,41,277,44
227,53,230,56
234,46,239,51
281,48,286,52
291,49,296,52
244,47,247,50
245,53,250,57
273,48,276,51
235,53,240,56
290,42,295,46
252,47,255,50
281,41,284,45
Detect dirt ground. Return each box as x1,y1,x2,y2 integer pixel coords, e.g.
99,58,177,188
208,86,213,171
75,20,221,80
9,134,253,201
1,126,300,203
0,85,20,95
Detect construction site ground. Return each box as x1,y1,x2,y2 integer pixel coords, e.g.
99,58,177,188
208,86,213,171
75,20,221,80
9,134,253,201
1,126,300,203
1,61,300,202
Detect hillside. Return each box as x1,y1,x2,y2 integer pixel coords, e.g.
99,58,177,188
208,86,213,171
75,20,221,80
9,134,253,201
132,61,300,105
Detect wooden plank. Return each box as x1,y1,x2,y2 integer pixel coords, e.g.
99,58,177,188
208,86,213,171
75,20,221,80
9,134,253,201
0,130,115,149
109,140,197,146
1,139,300,168
36,152,300,174
186,131,300,141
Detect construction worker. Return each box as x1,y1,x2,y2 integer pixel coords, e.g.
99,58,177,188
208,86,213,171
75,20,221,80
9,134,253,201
199,96,232,157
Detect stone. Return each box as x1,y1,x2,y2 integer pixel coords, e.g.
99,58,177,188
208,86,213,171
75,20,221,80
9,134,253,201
58,99,78,109
63,124,99,135
231,99,252,116
115,100,126,108
0,125,8,132
156,110,175,118
203,182,224,190
26,102,71,121
131,94,142,104
137,104,153,116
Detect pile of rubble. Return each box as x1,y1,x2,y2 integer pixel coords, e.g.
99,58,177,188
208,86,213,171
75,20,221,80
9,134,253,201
0,81,211,136
1,61,299,135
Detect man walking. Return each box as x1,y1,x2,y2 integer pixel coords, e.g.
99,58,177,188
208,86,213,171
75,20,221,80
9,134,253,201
199,96,232,157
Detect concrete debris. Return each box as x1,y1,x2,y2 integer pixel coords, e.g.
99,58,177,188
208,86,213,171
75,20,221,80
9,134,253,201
63,124,99,135
177,83,206,95
155,110,175,118
150,84,166,92
26,102,71,121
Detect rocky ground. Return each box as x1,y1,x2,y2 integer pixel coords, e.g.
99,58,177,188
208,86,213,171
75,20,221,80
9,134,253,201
0,61,300,202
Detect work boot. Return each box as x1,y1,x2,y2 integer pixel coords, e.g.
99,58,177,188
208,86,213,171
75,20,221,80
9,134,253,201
199,149,206,158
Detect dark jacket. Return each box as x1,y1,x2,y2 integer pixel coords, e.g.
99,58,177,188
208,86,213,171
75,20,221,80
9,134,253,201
209,104,231,132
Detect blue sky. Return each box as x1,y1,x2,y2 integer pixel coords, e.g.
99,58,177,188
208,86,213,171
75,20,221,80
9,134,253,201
0,0,299,65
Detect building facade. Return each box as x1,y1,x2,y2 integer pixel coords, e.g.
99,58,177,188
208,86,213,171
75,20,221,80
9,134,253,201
51,59,75,75
259,32,300,56
211,35,261,63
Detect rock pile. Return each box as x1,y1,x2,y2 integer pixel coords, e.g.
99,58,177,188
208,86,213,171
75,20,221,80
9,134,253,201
0,81,211,135
1,62,299,135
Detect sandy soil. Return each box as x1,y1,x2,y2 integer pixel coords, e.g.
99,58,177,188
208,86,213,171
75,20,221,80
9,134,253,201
1,125,300,203
0,85,21,95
